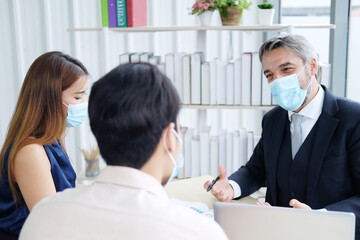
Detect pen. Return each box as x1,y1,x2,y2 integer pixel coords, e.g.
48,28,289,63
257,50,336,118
207,176,220,192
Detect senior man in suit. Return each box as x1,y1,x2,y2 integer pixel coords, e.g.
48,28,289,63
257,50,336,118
205,34,360,239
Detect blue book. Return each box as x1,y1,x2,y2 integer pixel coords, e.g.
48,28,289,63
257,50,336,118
116,0,127,27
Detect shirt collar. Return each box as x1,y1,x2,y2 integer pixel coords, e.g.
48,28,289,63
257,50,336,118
288,84,325,121
95,166,169,200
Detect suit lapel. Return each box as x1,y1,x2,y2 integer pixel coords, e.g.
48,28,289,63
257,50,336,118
267,109,288,205
306,86,339,205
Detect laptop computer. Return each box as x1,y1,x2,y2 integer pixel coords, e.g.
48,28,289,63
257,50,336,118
214,202,355,240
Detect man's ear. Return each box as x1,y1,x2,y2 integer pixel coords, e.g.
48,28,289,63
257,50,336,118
310,57,318,76
162,123,176,153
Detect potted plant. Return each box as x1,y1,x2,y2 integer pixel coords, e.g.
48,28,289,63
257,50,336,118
257,2,275,25
190,0,216,26
215,0,252,26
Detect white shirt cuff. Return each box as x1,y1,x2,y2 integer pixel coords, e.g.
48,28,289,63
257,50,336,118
317,208,327,212
229,180,241,199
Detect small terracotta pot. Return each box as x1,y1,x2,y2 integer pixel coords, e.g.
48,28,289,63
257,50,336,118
220,6,243,26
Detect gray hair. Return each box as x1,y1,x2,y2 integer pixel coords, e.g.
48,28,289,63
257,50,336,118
259,34,317,64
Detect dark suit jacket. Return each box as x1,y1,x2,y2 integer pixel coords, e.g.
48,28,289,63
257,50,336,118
229,85,360,238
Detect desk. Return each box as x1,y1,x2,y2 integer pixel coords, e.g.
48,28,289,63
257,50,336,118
165,175,266,209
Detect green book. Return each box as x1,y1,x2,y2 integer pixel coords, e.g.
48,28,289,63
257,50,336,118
101,0,109,27
116,0,127,27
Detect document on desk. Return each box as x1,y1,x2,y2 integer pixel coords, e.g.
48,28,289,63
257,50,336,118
171,198,214,219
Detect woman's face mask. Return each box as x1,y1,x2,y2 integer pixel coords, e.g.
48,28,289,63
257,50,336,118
62,102,88,127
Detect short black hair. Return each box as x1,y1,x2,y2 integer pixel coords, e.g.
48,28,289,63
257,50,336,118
89,63,181,169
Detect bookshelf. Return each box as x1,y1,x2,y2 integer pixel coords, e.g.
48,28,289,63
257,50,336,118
182,105,274,110
67,24,335,111
68,24,335,33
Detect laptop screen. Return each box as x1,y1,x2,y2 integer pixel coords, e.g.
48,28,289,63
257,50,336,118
214,202,355,240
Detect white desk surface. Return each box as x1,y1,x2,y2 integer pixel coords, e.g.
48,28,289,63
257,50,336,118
165,175,266,209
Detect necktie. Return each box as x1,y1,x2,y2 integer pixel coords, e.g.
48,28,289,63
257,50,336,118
291,113,303,159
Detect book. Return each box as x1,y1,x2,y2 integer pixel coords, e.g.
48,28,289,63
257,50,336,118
165,53,175,84
149,56,161,65
108,0,117,28
126,0,147,27
116,0,127,27
191,52,204,105
174,53,186,102
130,52,142,63
183,128,194,178
182,54,191,104
100,0,109,27
209,59,218,105
191,135,201,177
210,136,219,177
218,129,227,169
201,62,210,105
232,130,241,172
178,127,188,179
200,126,211,176
234,58,242,105
241,53,252,106
157,63,165,74
261,73,272,105
119,52,134,64
239,128,248,166
226,132,234,173
247,131,254,162
226,62,235,105
140,52,154,62
251,52,262,106
217,61,226,105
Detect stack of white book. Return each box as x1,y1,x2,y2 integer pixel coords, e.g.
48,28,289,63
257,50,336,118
119,51,277,106
119,52,331,107
178,126,261,179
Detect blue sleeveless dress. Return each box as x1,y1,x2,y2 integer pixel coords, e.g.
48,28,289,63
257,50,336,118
0,142,76,235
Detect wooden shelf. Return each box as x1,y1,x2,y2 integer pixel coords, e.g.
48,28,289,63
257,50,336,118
67,24,335,33
181,105,275,110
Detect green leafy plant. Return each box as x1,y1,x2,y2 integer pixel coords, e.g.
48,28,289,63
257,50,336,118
215,0,252,18
257,2,274,9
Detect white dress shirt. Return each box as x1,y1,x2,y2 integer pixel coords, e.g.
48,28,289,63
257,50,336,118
20,166,228,240
230,85,325,198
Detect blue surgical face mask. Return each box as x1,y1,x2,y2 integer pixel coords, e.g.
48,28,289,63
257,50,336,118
269,62,311,111
62,102,88,127
163,128,184,186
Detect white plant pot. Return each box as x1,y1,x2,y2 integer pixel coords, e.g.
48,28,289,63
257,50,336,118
199,11,213,26
258,8,275,26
